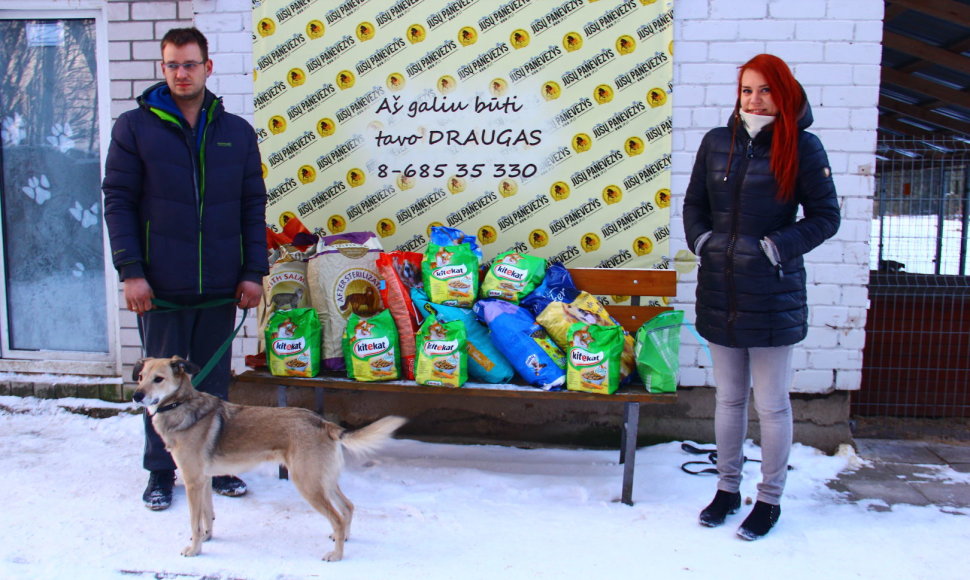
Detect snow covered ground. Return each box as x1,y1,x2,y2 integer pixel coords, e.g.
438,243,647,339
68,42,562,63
1,395,967,580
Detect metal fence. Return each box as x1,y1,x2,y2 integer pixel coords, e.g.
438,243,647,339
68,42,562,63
854,138,970,418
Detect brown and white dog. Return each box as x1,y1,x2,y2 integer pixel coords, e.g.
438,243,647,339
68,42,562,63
131,356,405,561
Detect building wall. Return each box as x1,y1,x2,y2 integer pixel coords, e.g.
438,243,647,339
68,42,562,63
103,0,881,394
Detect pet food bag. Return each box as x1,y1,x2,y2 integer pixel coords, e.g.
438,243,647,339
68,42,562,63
343,309,401,382
566,323,625,395
421,242,479,308
307,232,384,370
536,291,636,380
479,250,547,303
474,299,566,390
429,225,483,260
520,262,579,317
375,251,423,379
414,315,468,388
412,288,515,384
635,310,685,394
265,308,321,377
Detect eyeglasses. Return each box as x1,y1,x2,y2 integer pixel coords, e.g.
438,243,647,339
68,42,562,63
163,61,204,72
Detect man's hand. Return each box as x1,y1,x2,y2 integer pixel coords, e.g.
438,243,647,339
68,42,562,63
124,278,155,314
236,280,262,309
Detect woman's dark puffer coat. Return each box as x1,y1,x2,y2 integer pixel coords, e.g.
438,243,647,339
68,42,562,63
682,101,840,348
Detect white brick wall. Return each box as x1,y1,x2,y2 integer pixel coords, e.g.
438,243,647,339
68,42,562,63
102,0,882,393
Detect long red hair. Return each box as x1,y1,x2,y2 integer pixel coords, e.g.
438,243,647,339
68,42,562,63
736,54,805,202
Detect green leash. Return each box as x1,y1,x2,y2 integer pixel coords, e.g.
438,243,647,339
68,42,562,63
149,298,249,387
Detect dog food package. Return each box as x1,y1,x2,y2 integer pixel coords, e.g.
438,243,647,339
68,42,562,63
375,251,424,379
479,250,547,304
566,323,625,395
265,308,321,377
635,310,685,393
536,291,636,380
520,262,579,317
343,309,401,382
414,315,468,388
421,242,479,308
412,287,515,384
307,232,385,370
474,299,566,390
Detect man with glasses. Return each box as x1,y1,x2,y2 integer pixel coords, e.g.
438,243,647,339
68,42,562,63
102,27,268,510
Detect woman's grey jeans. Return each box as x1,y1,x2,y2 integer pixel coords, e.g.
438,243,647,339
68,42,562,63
709,343,794,505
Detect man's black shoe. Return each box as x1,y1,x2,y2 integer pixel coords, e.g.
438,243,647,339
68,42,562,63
212,475,248,497
143,470,176,511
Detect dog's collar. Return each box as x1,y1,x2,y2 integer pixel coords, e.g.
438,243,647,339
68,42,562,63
153,401,183,414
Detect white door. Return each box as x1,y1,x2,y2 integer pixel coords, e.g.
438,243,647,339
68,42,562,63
0,13,115,370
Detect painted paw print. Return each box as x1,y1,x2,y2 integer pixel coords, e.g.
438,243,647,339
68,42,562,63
72,262,85,278
47,122,75,153
2,113,25,146
22,175,52,205
69,201,99,228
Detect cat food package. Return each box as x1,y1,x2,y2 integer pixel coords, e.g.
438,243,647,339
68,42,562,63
414,315,468,388
635,310,685,394
479,250,547,303
412,288,514,384
265,308,321,377
536,291,636,380
307,232,384,370
422,242,479,308
429,225,483,260
343,309,401,382
376,251,424,379
257,247,312,352
566,323,625,395
520,262,579,317
474,299,566,390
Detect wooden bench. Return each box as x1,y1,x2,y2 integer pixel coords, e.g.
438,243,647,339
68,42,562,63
236,268,677,505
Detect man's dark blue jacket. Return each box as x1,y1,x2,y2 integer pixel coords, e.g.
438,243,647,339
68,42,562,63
103,82,268,298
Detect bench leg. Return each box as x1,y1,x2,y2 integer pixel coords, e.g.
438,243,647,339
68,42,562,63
620,401,640,506
277,385,289,480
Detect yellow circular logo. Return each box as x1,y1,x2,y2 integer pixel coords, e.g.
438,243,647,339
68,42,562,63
377,218,396,238
489,78,509,97
257,18,275,37
529,229,549,249
498,178,518,198
603,185,623,205
616,35,636,55
458,26,477,46
437,75,457,94
593,84,614,104
572,133,592,153
328,214,347,234
478,225,497,245
406,23,426,43
317,118,336,137
647,87,667,108
668,39,674,56
510,29,530,49
307,20,325,39
336,70,355,90
287,68,306,87
260,163,268,180
396,174,415,191
268,115,287,135
447,175,466,194
346,168,365,188
580,233,601,253
633,236,654,256
426,222,444,238
297,165,316,184
655,188,671,208
356,22,375,41
279,212,296,229
550,181,570,201
386,72,405,91
563,32,583,52
625,136,645,156
542,81,561,101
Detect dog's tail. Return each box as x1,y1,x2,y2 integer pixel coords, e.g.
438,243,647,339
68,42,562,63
339,416,407,457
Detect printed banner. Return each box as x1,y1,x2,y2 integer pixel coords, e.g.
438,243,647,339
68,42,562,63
251,0,674,275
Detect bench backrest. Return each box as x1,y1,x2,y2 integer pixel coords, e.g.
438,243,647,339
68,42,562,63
566,268,676,333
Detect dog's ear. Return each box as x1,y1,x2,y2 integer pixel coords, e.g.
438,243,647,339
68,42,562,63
132,358,147,382
170,356,201,377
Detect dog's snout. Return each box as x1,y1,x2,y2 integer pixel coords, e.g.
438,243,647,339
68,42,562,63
132,391,145,403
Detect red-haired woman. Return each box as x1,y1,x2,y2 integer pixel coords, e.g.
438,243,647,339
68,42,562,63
682,54,840,540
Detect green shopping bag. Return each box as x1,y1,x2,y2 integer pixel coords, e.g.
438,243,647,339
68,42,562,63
634,310,685,394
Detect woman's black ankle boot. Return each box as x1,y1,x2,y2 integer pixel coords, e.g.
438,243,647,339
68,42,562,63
698,490,742,527
737,501,781,540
